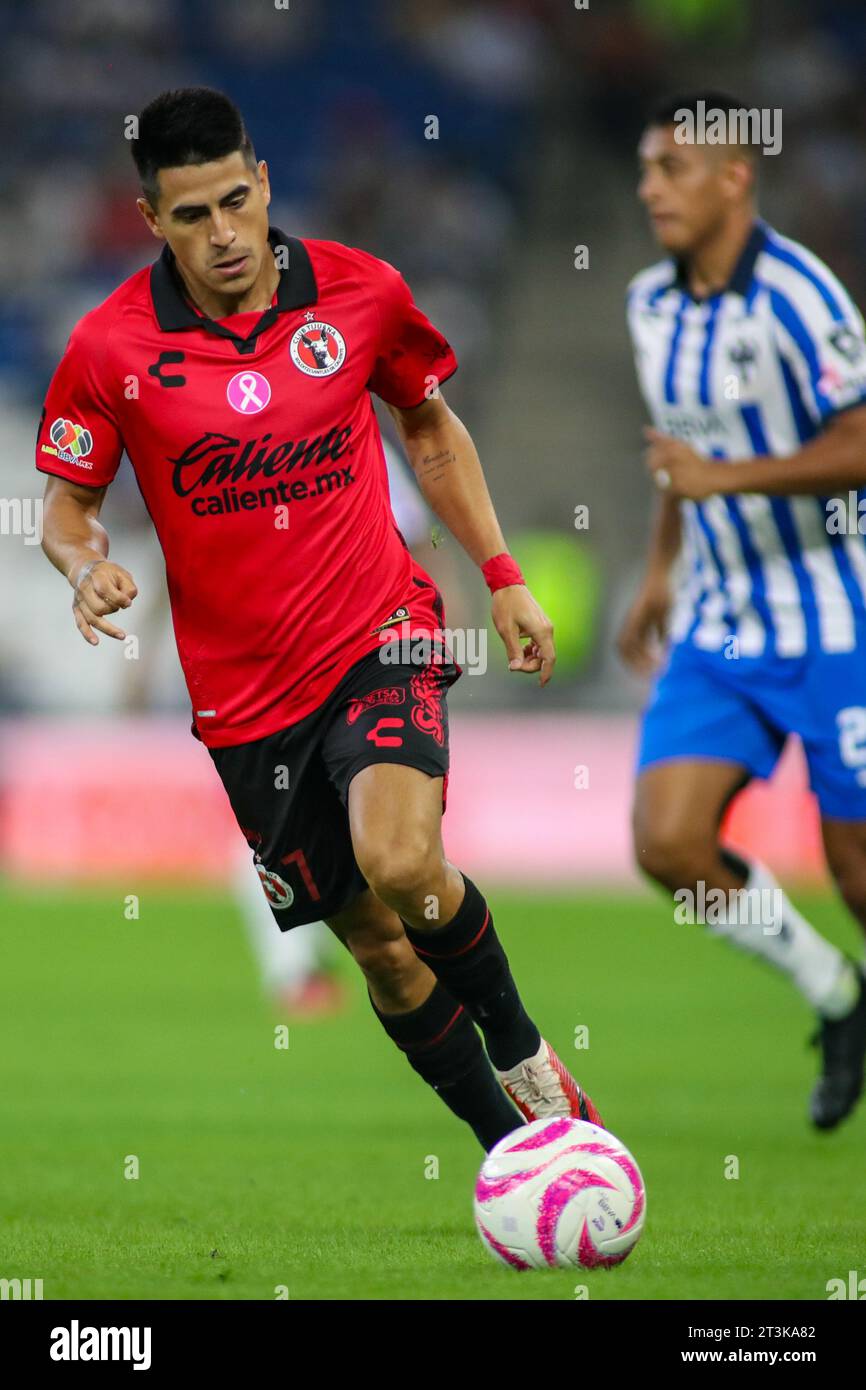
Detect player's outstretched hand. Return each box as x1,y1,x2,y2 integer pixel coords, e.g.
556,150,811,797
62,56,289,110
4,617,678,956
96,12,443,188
492,585,556,687
617,575,669,675
71,559,138,645
643,427,724,500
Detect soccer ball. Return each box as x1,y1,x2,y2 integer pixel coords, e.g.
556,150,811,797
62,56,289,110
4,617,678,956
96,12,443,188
474,1117,646,1270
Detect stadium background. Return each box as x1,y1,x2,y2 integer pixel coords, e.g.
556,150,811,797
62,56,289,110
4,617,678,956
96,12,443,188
4,0,861,884
2,0,866,1303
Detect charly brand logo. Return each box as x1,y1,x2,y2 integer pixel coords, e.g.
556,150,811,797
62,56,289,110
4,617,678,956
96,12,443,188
226,370,272,414
148,350,186,387
289,321,347,377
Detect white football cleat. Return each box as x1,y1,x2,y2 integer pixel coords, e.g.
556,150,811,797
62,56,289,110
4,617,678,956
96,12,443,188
495,1039,605,1127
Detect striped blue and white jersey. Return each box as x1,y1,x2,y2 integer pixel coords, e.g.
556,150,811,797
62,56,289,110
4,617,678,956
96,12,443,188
626,220,866,658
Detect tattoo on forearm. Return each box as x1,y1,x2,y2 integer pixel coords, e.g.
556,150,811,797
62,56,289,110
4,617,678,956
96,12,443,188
417,448,455,484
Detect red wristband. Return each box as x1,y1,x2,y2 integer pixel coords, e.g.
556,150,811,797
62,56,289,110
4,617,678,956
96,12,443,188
482,552,525,593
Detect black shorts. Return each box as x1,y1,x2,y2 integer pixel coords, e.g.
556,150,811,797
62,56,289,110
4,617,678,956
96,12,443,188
210,648,460,929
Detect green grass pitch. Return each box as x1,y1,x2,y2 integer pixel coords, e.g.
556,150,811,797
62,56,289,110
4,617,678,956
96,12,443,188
1,880,863,1300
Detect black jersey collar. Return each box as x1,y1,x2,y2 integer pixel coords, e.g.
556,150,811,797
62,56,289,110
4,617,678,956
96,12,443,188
672,219,767,301
149,226,318,343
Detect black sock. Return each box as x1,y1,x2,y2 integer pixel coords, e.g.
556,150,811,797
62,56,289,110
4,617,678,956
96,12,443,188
401,876,541,1071
720,847,750,884
368,980,520,1151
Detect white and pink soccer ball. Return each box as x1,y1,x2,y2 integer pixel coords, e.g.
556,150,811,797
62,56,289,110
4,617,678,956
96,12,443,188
474,1117,646,1270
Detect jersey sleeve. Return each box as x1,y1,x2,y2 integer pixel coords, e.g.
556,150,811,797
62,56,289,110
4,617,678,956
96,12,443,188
365,256,458,408
35,315,124,487
766,256,866,427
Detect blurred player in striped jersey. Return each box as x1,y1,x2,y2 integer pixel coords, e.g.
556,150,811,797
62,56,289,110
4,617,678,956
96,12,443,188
620,92,866,1128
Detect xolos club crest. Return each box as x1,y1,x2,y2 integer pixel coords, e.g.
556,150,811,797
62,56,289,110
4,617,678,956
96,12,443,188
290,319,346,377
255,860,295,910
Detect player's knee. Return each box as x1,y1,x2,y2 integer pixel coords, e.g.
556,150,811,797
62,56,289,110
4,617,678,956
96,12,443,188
356,836,440,910
633,811,714,892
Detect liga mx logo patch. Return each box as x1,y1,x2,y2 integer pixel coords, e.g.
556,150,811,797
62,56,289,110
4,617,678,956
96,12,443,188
290,320,346,377
48,416,93,465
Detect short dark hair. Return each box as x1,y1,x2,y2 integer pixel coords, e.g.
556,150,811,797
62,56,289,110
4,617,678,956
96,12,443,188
131,87,257,207
647,91,750,130
645,91,760,172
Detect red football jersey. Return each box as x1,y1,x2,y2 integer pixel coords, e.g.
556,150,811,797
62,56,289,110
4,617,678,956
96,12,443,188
36,230,459,747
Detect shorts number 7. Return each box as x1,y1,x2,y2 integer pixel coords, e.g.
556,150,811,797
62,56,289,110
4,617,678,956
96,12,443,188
280,848,321,902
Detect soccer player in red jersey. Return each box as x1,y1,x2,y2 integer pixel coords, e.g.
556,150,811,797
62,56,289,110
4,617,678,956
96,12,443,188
37,88,603,1150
